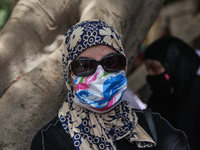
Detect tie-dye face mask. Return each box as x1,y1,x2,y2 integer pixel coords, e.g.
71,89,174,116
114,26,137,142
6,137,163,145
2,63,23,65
72,65,127,113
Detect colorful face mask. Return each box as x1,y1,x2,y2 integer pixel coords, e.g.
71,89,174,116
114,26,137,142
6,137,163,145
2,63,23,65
72,65,127,113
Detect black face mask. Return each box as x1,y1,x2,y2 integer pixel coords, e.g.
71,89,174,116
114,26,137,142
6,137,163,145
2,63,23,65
146,72,173,97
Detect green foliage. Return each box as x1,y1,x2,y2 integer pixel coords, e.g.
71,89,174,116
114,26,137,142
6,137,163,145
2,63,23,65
0,0,11,30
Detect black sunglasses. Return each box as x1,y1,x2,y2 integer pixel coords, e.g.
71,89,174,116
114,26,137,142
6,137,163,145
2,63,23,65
69,54,126,77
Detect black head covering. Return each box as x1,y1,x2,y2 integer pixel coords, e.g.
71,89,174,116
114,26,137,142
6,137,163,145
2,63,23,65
144,36,200,150
144,36,199,102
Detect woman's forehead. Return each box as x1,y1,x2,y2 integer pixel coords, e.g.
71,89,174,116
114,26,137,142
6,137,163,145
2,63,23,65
77,45,117,60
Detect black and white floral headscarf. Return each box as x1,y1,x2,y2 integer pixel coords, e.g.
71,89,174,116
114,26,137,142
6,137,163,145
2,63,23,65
59,19,155,150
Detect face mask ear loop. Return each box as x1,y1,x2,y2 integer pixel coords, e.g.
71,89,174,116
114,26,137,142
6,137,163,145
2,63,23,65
125,57,128,77
70,75,76,94
70,74,76,80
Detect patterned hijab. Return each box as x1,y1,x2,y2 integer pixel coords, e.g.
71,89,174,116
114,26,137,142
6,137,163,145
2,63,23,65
59,19,155,150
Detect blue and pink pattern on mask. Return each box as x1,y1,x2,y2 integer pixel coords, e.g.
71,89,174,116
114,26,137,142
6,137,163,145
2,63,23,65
73,65,127,113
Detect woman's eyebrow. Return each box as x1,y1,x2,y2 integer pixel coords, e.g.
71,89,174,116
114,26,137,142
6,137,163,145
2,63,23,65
76,56,94,59
77,52,118,60
106,52,118,56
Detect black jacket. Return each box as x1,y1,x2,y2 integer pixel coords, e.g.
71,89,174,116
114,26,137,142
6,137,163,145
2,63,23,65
31,109,190,150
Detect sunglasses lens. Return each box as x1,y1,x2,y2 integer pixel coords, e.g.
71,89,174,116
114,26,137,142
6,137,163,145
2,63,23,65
101,55,126,72
71,54,126,77
73,59,96,76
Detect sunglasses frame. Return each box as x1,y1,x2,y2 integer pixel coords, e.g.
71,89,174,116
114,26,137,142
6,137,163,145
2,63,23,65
69,53,126,77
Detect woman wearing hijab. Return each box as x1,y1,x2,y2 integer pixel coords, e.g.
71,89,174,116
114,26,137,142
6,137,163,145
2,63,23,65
144,36,200,150
31,20,190,150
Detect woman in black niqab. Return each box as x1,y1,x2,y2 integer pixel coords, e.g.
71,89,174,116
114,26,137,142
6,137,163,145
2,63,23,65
144,36,200,150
